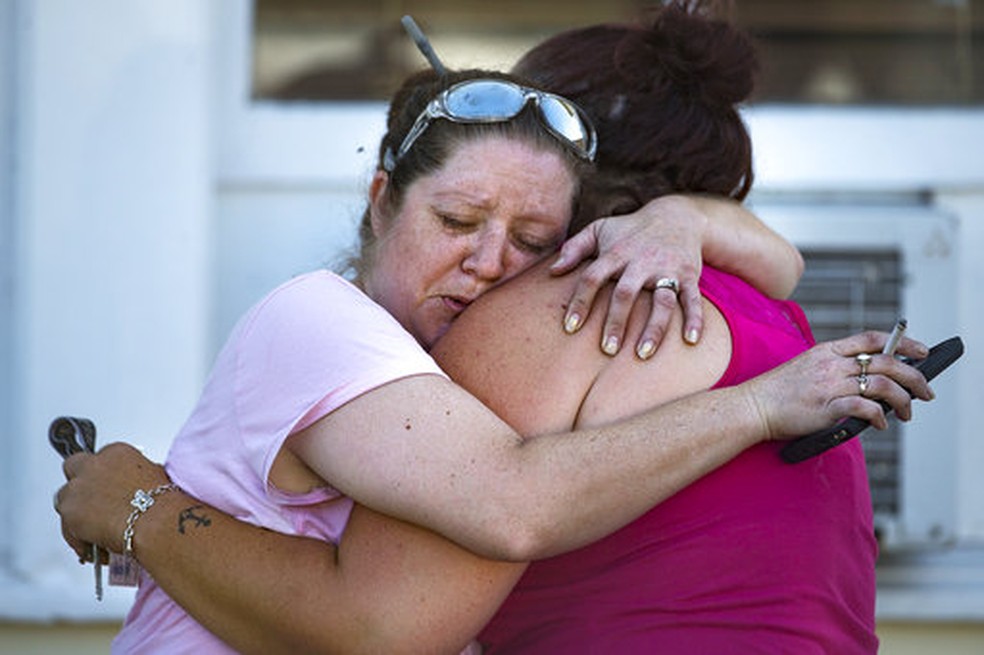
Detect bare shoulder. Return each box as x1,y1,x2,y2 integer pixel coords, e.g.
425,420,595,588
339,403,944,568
433,259,734,435
578,299,731,429
431,259,598,436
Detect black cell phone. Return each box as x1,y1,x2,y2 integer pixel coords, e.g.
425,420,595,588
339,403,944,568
780,336,964,464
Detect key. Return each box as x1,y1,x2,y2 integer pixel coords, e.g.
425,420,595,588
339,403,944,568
49,416,103,601
49,416,95,458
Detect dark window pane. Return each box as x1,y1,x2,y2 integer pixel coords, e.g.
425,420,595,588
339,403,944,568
253,0,983,105
740,0,983,105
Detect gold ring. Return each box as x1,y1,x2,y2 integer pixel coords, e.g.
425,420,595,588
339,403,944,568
857,374,869,396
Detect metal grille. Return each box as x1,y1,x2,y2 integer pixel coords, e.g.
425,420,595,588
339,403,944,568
790,249,904,518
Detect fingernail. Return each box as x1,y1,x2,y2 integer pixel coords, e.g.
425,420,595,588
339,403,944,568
564,313,581,334
602,334,619,356
685,329,699,345
637,340,655,360
927,386,936,401
550,253,567,270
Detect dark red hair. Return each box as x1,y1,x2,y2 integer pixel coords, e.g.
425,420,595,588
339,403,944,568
514,0,758,232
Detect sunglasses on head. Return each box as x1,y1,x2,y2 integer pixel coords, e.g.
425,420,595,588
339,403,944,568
383,78,598,172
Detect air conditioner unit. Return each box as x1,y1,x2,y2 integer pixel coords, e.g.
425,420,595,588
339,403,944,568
753,195,960,550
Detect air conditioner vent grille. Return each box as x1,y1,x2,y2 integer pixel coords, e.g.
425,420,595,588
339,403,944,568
791,249,903,517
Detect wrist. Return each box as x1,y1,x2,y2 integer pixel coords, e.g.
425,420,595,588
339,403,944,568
121,483,182,561
659,194,711,253
685,196,718,257
645,193,706,247
731,383,774,445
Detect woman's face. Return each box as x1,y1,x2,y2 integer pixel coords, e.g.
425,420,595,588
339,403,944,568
365,135,576,349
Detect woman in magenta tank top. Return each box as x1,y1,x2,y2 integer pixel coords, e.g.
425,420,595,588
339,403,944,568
477,4,878,652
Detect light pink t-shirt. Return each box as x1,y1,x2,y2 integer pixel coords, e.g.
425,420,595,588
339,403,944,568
112,270,447,654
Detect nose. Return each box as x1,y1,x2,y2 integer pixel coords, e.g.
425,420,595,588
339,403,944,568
462,227,508,281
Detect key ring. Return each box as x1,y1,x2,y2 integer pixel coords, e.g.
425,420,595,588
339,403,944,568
49,416,97,457
48,416,103,600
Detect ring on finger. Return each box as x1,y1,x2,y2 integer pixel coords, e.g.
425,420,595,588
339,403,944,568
655,277,680,296
857,374,870,396
855,352,873,377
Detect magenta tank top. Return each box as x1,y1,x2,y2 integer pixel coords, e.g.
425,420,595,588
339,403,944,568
479,267,878,654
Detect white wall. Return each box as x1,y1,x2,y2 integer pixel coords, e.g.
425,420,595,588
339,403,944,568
1,0,213,619
938,191,984,538
1,0,18,582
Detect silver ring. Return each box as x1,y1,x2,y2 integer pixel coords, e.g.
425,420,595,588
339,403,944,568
855,353,872,377
857,374,869,396
655,277,680,296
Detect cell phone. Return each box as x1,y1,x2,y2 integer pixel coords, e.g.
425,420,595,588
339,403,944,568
781,336,964,463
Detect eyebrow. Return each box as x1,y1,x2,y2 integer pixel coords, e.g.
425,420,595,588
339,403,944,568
429,190,497,211
431,195,565,230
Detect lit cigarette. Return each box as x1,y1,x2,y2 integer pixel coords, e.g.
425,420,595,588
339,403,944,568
882,318,907,356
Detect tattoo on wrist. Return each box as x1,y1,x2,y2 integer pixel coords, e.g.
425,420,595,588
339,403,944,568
177,505,212,534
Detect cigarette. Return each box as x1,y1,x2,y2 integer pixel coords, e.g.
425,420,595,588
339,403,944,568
882,318,907,356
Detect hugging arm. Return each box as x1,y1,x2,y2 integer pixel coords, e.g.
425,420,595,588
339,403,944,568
57,375,770,652
554,194,804,356
62,446,518,655
234,332,930,561
62,332,930,563
691,195,804,298
57,332,931,652
58,364,777,655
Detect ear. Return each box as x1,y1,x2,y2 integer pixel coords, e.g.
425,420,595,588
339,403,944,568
368,171,390,238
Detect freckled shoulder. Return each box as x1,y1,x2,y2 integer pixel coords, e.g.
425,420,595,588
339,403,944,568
432,258,733,438
431,259,598,437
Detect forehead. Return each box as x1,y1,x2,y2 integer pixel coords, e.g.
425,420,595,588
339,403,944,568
414,135,577,226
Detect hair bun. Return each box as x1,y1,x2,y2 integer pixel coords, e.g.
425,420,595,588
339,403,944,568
617,3,758,111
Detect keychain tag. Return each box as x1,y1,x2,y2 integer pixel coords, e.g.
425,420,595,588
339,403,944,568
108,552,141,587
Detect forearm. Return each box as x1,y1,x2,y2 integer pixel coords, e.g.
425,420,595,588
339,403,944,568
298,327,926,564
60,441,524,653
494,384,766,559
690,195,804,298
143,395,763,648
132,492,352,655
298,375,768,562
133,494,521,655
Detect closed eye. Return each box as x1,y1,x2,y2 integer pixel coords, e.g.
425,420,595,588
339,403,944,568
439,214,475,232
513,234,559,256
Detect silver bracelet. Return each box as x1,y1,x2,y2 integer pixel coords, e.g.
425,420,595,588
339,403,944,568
122,483,179,558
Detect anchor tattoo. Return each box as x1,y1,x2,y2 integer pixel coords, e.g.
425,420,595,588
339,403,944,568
178,504,212,534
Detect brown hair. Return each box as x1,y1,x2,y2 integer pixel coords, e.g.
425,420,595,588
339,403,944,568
344,68,590,282
513,0,757,233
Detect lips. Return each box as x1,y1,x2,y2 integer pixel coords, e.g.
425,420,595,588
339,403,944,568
441,295,473,314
